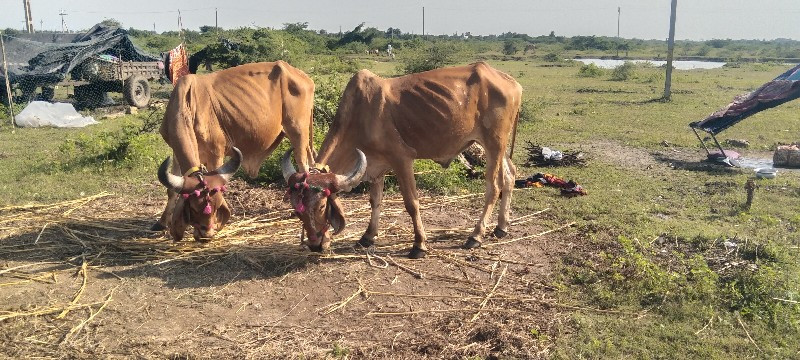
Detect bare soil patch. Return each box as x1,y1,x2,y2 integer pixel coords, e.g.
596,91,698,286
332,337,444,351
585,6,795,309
0,182,579,359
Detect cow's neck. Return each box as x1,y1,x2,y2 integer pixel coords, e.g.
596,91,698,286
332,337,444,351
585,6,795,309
315,134,356,175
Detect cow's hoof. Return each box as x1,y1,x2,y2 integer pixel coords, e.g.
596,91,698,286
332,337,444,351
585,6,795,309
408,247,427,259
357,236,375,248
308,244,324,253
462,237,482,249
150,222,167,231
493,227,509,238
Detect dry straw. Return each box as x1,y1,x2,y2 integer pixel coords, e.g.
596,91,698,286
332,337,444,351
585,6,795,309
1,188,616,342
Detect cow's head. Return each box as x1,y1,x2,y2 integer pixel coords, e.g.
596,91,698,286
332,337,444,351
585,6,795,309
158,147,242,242
281,149,366,251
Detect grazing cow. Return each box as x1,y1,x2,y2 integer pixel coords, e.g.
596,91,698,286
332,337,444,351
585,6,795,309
281,61,522,258
155,61,315,242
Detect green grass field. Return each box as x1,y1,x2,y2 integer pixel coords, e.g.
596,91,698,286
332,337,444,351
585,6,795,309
1,57,798,358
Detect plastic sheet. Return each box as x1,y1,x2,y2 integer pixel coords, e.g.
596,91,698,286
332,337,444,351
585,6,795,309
14,101,97,128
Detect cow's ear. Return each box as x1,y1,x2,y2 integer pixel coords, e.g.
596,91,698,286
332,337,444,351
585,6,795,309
170,198,189,241
326,196,346,235
216,198,231,227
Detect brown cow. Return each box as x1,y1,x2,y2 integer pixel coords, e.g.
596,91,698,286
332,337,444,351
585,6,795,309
155,61,315,242
281,61,522,258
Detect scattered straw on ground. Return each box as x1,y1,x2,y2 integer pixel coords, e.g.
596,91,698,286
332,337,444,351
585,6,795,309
1,189,621,358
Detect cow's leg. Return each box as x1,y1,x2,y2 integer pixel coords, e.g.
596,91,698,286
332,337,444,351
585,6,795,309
358,172,387,248
494,156,516,238
464,147,503,249
283,123,312,172
393,161,428,259
152,157,182,231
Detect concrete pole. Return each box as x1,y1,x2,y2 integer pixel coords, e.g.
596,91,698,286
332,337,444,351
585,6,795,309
616,7,620,58
664,0,678,100
1,31,17,130
23,0,34,33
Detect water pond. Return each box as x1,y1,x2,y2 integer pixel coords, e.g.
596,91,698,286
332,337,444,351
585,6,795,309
573,58,726,70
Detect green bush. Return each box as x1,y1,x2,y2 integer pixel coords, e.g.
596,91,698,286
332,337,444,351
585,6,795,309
58,112,166,169
311,74,346,126
610,61,636,81
503,40,518,55
578,63,605,78
398,42,470,74
543,52,561,62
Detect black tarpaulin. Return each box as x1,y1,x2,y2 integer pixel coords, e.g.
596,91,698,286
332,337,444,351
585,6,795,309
0,24,158,85
690,63,800,135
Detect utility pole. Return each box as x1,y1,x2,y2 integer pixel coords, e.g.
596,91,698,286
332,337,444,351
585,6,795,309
616,6,620,57
422,7,425,36
1,30,17,130
215,8,219,37
59,9,68,33
23,0,34,33
664,0,677,100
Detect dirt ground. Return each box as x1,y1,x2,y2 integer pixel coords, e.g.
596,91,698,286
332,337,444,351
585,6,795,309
0,177,580,359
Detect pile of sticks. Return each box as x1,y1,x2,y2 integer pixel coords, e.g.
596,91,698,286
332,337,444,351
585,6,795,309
523,141,587,167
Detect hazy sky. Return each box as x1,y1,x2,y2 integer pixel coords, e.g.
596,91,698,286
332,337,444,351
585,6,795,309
2,0,800,40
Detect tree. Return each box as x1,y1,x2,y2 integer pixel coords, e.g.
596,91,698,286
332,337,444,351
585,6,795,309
283,22,309,34
503,40,518,55
386,27,402,37
101,18,121,28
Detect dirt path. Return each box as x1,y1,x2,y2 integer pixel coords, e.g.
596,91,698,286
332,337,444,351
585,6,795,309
0,184,574,359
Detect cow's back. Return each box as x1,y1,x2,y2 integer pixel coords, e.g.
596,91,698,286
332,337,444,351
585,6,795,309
188,62,314,175
345,62,521,161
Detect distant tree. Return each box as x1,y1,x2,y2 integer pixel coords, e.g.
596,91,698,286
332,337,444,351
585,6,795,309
386,27,402,37
549,31,556,37
199,25,216,33
283,22,309,34
101,18,121,28
706,39,731,49
399,42,469,74
334,23,383,49
503,40,518,55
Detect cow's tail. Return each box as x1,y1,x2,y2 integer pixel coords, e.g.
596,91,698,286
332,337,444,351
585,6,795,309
509,109,520,160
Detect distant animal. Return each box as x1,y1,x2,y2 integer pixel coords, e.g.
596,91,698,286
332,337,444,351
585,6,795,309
281,61,522,258
155,61,315,242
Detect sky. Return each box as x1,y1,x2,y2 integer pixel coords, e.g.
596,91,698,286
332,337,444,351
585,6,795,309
2,0,800,41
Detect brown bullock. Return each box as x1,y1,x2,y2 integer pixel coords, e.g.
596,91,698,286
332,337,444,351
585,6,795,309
155,61,315,241
281,62,521,258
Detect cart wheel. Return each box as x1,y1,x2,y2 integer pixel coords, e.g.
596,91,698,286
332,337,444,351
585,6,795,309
124,75,151,108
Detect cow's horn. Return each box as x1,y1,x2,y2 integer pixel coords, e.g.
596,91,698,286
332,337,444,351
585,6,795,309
158,156,185,191
281,149,297,183
215,147,242,183
335,149,367,192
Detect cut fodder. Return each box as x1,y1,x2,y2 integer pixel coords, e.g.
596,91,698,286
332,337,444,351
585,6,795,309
0,189,568,271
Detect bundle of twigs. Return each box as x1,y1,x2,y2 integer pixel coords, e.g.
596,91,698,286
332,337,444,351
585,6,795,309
523,141,587,167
